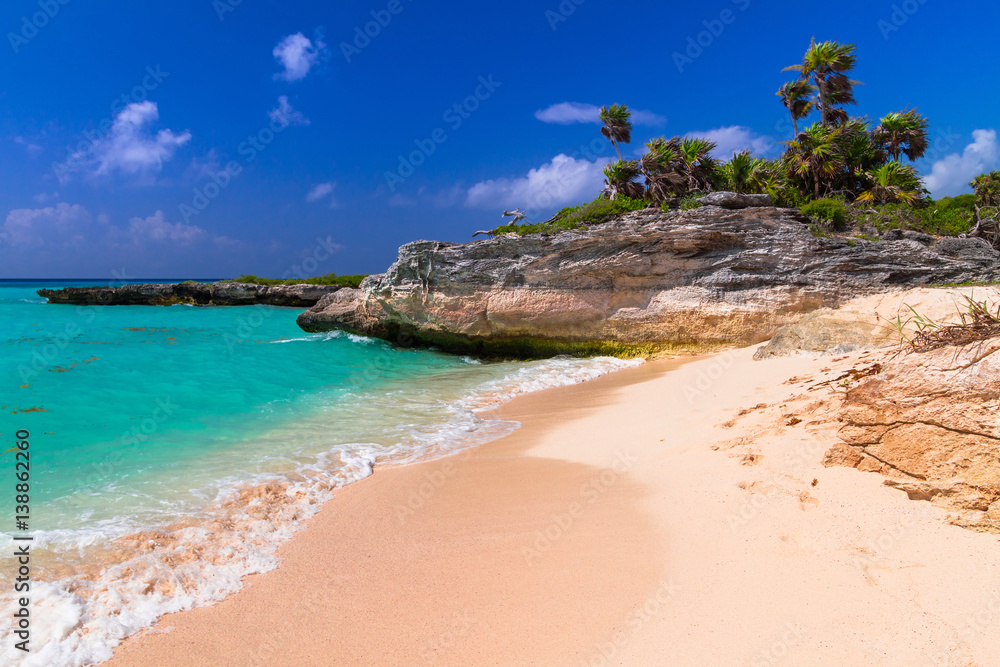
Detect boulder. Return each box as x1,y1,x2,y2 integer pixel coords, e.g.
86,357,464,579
697,192,773,209
829,338,1000,533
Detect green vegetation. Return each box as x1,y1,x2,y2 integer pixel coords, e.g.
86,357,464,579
892,296,1000,352
490,39,996,250
494,196,647,235
599,103,633,161
801,198,847,230
231,273,368,288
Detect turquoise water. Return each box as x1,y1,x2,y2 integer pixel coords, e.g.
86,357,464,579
0,280,637,666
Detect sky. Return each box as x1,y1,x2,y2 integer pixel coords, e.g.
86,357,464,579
1,0,998,279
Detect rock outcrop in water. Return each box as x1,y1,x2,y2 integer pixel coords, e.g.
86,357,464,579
38,282,342,307
825,338,1000,533
297,205,1000,356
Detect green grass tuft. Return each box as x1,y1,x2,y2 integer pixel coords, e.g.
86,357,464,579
493,196,648,236
230,273,368,288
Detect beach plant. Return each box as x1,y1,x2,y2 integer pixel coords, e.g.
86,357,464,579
717,151,767,194
598,103,633,161
493,196,647,235
232,273,367,288
891,296,1000,353
801,198,848,230
776,79,817,138
968,170,1000,247
601,159,645,201
873,109,930,162
783,39,860,127
678,137,719,193
783,122,844,199
856,162,923,205
640,137,686,203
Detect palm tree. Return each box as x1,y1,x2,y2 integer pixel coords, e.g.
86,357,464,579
678,137,718,192
718,151,765,194
970,171,1000,243
783,123,844,199
873,109,930,162
776,80,816,138
640,137,685,203
599,104,633,161
972,171,1000,208
602,159,644,200
784,39,861,127
856,162,923,204
836,118,883,196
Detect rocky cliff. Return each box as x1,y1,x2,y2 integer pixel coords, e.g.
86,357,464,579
38,282,342,307
297,205,1000,357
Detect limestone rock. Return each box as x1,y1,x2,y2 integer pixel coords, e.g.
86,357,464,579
38,282,341,307
697,192,773,209
828,338,1000,533
754,287,1000,359
298,206,1000,357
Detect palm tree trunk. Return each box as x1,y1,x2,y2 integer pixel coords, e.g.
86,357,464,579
816,76,829,126
791,115,799,139
612,140,622,161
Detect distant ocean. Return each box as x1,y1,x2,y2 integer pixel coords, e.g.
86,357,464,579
0,280,639,666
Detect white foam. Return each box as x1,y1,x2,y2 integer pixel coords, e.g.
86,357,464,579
0,354,641,666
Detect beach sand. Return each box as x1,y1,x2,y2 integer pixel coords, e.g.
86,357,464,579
105,345,1000,666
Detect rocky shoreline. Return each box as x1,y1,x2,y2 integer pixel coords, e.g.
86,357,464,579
298,203,1000,357
38,282,343,308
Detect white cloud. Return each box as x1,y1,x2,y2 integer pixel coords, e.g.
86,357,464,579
306,182,334,203
125,211,220,244
923,129,999,198
1,203,94,248
269,96,310,127
685,126,776,160
465,154,609,212
14,136,42,156
0,204,241,278
273,32,327,82
534,102,666,127
69,101,191,179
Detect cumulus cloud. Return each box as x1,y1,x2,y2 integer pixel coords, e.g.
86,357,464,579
535,102,666,126
0,204,241,276
923,129,999,198
125,211,224,245
273,32,327,82
685,126,776,159
69,101,191,179
465,154,609,212
1,203,94,248
269,96,310,127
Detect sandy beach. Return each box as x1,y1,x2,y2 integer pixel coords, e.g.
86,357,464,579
105,341,1000,666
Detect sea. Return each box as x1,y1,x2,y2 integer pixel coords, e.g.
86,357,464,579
0,280,640,666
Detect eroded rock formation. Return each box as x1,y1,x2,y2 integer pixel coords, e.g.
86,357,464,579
827,339,1000,533
298,206,1000,357
38,282,342,307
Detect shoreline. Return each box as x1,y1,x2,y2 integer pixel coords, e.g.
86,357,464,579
104,356,687,666
103,341,1000,666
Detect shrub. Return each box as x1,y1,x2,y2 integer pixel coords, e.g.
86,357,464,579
493,196,648,236
850,199,974,237
232,273,367,288
801,198,848,231
678,194,702,211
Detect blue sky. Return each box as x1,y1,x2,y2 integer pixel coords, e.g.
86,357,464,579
1,0,998,279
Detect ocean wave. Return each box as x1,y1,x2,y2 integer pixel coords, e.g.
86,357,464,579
0,354,640,666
